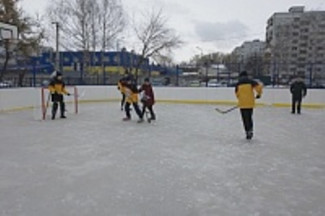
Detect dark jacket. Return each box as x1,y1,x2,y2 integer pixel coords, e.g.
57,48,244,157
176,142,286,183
139,83,155,106
290,79,307,100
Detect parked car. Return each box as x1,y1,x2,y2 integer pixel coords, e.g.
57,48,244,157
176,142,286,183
0,80,13,88
188,80,201,87
207,79,227,87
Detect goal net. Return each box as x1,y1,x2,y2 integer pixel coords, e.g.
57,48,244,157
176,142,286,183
35,86,79,120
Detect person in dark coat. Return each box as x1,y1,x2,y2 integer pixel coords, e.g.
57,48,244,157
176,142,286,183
139,78,156,121
290,77,307,114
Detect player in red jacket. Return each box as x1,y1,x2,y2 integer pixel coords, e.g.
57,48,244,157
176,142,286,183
139,78,156,121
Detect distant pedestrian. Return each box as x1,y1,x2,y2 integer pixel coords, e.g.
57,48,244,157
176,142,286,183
290,77,307,114
235,71,263,140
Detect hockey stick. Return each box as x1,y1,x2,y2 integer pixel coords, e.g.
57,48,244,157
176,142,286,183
215,105,238,114
68,90,85,98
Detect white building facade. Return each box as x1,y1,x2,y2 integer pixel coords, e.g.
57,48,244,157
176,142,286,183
266,6,325,86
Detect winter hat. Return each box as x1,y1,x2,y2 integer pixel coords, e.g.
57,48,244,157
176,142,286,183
239,71,248,77
56,72,62,77
144,77,150,82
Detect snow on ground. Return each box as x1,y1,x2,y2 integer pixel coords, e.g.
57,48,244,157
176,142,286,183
0,102,325,216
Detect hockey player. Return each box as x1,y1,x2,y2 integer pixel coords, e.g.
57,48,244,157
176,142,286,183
117,69,135,110
235,71,263,140
290,77,307,114
139,77,156,121
48,72,70,120
122,78,143,122
117,75,128,111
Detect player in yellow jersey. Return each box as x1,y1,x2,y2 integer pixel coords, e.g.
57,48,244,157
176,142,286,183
235,71,263,140
48,72,70,120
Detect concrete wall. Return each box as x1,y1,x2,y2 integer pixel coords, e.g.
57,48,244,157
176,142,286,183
1,86,325,112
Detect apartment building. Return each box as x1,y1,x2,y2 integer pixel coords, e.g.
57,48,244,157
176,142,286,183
232,39,266,64
266,6,325,85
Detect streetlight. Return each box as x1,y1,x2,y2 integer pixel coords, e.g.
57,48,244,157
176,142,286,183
52,22,60,72
196,46,209,87
196,46,203,57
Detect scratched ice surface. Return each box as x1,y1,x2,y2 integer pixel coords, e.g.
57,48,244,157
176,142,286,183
1,103,325,216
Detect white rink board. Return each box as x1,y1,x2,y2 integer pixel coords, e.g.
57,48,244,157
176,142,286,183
1,86,325,112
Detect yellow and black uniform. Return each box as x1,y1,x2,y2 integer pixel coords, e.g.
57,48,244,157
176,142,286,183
117,77,128,110
235,71,263,139
48,74,70,119
122,80,143,122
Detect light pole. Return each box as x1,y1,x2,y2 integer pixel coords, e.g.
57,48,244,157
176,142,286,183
52,22,60,72
196,46,207,86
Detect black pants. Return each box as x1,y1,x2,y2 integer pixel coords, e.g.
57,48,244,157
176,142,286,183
121,93,126,109
125,102,142,119
292,97,302,114
240,108,253,133
141,105,156,120
51,94,65,118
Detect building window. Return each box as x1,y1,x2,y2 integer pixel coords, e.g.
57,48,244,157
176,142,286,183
292,47,298,51
298,64,305,68
300,21,309,25
300,36,308,40
294,18,300,22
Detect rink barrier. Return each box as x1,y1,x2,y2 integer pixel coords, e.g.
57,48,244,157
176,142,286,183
1,101,324,113
1,86,325,113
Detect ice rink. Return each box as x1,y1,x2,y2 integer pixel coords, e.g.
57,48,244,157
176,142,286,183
1,102,325,216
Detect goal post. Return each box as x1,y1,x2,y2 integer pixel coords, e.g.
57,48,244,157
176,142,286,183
40,86,78,120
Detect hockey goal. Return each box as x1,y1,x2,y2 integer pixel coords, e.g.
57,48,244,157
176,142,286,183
40,86,78,120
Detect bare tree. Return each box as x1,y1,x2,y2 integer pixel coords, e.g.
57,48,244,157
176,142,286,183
47,0,125,76
133,8,182,83
0,0,45,83
48,0,93,51
98,0,125,51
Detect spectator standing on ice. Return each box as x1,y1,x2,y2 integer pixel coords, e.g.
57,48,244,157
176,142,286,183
290,77,307,114
235,71,263,140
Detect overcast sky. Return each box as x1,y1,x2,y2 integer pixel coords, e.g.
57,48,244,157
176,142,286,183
20,0,325,63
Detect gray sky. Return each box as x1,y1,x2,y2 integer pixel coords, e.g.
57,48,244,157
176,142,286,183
20,0,325,62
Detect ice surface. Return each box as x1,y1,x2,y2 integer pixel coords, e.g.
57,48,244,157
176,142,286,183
1,103,325,216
